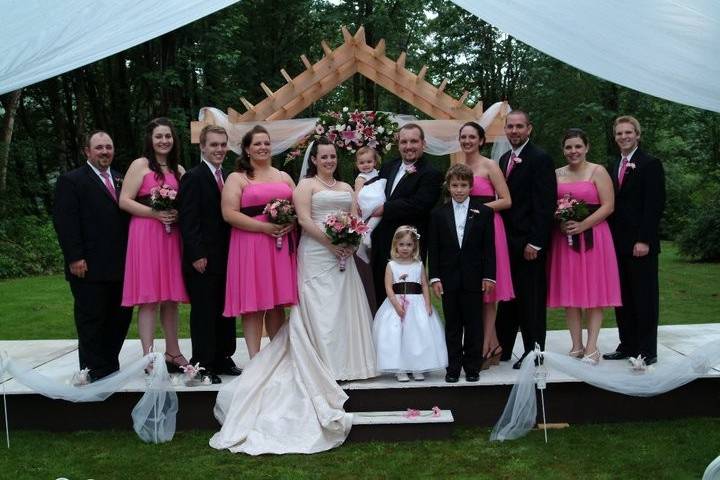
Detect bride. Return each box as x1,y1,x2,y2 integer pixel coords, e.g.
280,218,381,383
210,137,377,455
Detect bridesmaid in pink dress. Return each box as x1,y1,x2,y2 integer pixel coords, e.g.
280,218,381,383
222,125,298,359
119,117,189,371
459,122,514,368
547,128,621,364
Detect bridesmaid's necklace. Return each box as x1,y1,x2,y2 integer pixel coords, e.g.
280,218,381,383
315,175,337,189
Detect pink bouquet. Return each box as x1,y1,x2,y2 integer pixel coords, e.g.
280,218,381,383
554,193,590,246
323,210,369,271
150,184,178,233
263,198,297,250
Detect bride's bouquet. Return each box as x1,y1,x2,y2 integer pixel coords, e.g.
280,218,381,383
149,184,178,233
554,193,590,246
263,198,297,250
323,211,369,271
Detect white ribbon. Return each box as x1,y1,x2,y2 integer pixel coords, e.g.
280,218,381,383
0,352,177,445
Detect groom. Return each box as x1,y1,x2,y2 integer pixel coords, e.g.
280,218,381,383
370,123,443,303
495,110,557,369
178,125,240,383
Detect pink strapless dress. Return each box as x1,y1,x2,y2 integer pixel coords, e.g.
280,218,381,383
122,172,188,305
547,181,622,308
223,182,298,316
470,176,515,303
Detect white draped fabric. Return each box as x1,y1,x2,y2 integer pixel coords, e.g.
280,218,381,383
490,340,720,442
199,101,511,159
450,0,720,113
2,1,719,112
0,352,177,444
0,0,240,94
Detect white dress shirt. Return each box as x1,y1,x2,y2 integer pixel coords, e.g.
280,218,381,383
202,157,223,184
390,161,416,194
618,146,638,176
452,198,469,247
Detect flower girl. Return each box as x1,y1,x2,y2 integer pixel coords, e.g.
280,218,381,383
372,225,448,382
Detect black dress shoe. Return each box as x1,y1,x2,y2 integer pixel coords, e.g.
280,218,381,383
445,374,459,383
218,365,243,376
202,373,222,384
465,373,480,382
602,351,630,360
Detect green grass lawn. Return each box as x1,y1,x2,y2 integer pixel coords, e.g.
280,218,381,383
3,420,718,479
1,242,717,340
0,243,718,478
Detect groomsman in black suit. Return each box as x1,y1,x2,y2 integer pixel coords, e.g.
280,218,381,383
428,163,496,383
496,110,557,369
370,123,443,303
604,116,665,365
178,125,240,384
53,131,132,382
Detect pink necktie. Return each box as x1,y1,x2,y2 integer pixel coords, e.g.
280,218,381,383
99,171,117,201
215,169,224,192
618,156,629,186
505,153,517,178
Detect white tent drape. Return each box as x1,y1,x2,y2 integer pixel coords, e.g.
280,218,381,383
1,1,719,109
0,0,240,95
199,101,510,158
450,0,720,113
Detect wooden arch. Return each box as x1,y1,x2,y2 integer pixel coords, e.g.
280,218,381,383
191,26,509,144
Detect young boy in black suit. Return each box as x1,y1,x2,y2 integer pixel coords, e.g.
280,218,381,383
428,163,496,383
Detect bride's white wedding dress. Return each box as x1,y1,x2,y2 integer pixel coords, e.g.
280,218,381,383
210,190,377,455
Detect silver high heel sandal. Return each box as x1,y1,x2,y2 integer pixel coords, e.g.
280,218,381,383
581,350,600,365
568,348,585,359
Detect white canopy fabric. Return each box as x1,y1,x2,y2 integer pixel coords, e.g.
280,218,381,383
450,0,720,113
198,101,511,158
0,0,240,95
1,1,718,112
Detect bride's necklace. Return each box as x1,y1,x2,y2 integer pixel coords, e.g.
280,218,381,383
315,175,337,189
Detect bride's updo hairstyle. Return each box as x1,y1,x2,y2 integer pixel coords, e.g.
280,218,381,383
305,136,342,181
390,225,421,261
236,125,270,179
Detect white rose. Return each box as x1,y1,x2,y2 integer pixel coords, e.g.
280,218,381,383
336,124,343,131
377,126,385,134
385,143,392,151
343,107,349,112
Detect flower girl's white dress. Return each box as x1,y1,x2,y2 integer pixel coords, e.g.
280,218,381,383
372,260,448,373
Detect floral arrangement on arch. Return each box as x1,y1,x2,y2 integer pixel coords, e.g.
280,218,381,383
285,107,398,165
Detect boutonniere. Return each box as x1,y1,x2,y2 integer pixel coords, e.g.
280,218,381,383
405,164,417,174
626,162,636,170
512,156,523,164
469,208,480,215
114,176,124,187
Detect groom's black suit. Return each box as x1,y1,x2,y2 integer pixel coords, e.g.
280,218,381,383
53,164,132,380
608,148,665,358
370,156,443,303
178,162,237,374
496,142,556,359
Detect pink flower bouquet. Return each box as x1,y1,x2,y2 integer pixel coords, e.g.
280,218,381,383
554,193,590,246
263,198,297,250
323,210,369,271
149,184,178,233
